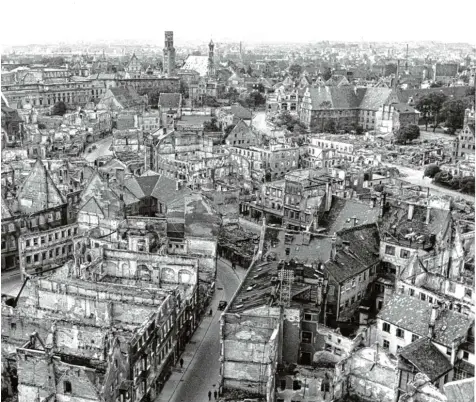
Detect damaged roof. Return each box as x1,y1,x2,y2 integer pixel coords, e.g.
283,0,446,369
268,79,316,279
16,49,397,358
398,337,452,381
324,196,380,234
326,224,380,283
378,294,474,347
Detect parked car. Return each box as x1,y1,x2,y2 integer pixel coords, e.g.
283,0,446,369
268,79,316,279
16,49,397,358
218,300,228,311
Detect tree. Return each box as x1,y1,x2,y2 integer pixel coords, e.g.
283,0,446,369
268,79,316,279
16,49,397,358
441,99,469,134
323,120,337,134
354,125,364,135
460,176,475,195
288,64,302,78
322,67,333,81
428,92,447,132
224,125,235,135
424,164,441,178
374,184,385,192
52,101,67,116
246,65,253,76
203,117,220,132
394,124,420,144
415,96,432,131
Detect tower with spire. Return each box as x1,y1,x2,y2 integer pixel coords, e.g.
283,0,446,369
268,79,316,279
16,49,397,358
163,31,176,77
207,39,215,77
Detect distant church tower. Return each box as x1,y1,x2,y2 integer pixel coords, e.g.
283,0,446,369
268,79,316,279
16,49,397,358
207,39,215,77
163,31,176,77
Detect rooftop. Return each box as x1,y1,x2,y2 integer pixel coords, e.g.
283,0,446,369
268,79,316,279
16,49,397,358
378,294,474,347
398,337,452,381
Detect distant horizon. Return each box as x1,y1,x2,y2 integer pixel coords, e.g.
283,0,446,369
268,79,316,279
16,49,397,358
1,0,476,49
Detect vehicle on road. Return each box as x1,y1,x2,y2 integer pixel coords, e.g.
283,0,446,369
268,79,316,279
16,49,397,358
218,300,228,311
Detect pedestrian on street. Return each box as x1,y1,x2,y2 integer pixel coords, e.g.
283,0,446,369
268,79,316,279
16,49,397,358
179,358,184,368
214,390,218,399
209,308,213,316
208,390,212,401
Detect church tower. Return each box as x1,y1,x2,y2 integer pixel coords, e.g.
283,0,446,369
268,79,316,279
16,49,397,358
163,31,176,77
207,39,215,77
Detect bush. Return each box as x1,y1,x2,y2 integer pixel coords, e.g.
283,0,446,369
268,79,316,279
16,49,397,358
424,164,441,178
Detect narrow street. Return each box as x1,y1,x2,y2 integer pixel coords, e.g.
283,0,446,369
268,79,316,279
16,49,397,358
384,162,475,203
156,258,246,402
82,136,113,163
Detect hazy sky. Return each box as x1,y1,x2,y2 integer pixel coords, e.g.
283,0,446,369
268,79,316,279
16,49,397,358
2,0,475,46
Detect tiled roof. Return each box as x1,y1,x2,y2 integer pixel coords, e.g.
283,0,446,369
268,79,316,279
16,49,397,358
158,93,182,109
398,337,452,381
17,159,66,214
135,175,161,197
357,87,396,110
307,87,397,111
378,294,474,347
326,224,380,283
397,86,469,104
109,87,145,109
392,102,418,114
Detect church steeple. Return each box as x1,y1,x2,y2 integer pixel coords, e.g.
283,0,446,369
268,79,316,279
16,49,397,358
207,39,215,77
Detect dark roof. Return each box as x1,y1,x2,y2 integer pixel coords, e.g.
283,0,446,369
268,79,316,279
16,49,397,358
397,86,469,104
378,294,474,347
398,337,452,381
392,102,418,114
109,87,144,109
135,175,161,197
158,93,182,109
326,224,380,283
307,87,398,111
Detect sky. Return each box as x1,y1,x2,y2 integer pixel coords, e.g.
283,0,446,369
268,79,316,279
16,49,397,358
1,0,475,47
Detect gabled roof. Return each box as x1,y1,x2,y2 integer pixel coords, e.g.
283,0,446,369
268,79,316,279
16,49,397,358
398,337,452,381
326,224,380,283
108,87,145,109
181,55,209,77
17,159,66,214
81,197,105,217
158,93,182,109
378,294,474,347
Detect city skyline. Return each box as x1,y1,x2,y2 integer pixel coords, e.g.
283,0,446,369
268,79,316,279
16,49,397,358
2,0,476,47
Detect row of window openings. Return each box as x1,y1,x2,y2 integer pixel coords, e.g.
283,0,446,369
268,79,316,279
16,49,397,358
25,227,78,248
385,245,410,258
25,245,72,264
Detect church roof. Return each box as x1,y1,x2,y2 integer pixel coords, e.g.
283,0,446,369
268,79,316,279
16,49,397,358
181,55,209,77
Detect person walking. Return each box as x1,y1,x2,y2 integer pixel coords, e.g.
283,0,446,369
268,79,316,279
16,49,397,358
179,358,184,369
214,390,218,399
208,390,212,401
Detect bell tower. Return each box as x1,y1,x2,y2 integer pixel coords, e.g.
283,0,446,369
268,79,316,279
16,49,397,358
207,39,215,77
163,31,176,77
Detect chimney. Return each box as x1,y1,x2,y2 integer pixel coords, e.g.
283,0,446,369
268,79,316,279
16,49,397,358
407,204,414,221
330,234,337,260
302,231,311,246
116,168,125,188
428,304,439,338
370,196,376,209
425,206,431,225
